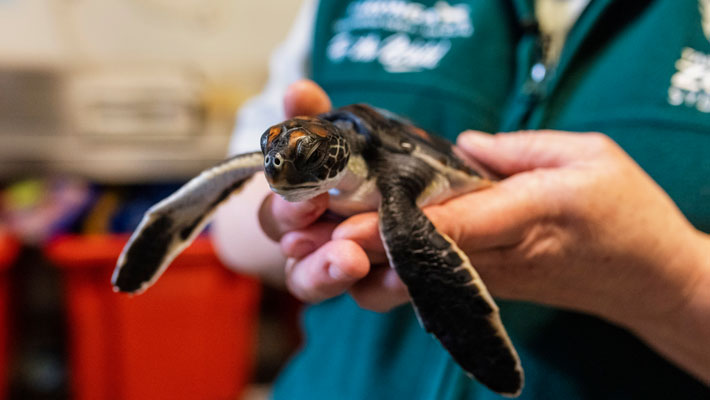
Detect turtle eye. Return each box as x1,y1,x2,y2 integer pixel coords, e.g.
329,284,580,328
303,142,321,164
400,140,414,153
296,138,310,158
296,137,319,160
295,140,325,169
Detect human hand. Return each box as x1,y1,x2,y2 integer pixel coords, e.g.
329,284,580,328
452,131,710,382
454,131,707,323
336,129,710,381
336,130,708,322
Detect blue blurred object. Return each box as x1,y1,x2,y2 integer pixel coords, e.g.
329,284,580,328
109,183,183,233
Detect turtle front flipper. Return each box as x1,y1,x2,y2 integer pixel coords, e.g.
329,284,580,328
377,174,524,397
112,151,263,294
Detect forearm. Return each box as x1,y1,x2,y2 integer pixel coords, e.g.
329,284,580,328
623,231,710,383
211,173,286,286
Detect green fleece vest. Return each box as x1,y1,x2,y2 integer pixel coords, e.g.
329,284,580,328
273,1,710,399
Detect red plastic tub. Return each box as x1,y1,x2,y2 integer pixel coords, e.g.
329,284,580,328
0,233,19,400
46,234,260,400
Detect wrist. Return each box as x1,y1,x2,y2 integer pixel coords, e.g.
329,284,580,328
622,231,710,383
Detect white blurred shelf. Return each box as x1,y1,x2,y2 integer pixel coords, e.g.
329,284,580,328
0,131,232,183
0,66,241,184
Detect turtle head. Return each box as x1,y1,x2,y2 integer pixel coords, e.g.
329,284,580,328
261,116,350,201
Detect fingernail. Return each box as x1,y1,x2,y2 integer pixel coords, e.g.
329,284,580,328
298,200,318,214
459,130,494,149
331,224,350,240
297,194,328,214
289,201,319,222
462,129,493,135
291,240,317,259
328,263,347,280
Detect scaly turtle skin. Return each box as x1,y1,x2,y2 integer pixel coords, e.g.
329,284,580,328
111,104,524,396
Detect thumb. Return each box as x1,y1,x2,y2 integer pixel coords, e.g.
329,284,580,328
284,79,332,118
457,130,594,176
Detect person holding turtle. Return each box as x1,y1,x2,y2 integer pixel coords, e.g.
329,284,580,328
213,0,710,398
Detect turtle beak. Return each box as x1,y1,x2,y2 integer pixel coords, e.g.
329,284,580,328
264,151,285,185
264,150,308,189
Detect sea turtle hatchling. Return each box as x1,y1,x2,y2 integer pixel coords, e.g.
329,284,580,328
111,104,524,396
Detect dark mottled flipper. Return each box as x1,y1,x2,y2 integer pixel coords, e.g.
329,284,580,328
112,152,263,294
378,178,524,397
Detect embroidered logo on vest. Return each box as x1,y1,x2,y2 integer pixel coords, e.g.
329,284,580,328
326,1,474,73
667,3,710,112
668,47,710,113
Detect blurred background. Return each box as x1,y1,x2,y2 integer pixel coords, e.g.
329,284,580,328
0,0,304,399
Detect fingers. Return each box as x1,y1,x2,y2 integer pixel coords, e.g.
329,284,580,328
281,219,340,259
284,79,332,118
457,130,614,175
332,212,389,264
259,192,329,241
349,265,409,312
281,213,405,308
329,188,533,262
422,182,542,253
285,240,370,303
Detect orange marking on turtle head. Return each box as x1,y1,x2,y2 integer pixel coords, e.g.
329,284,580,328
288,130,306,147
267,126,282,145
308,124,329,138
294,115,318,121
285,118,308,128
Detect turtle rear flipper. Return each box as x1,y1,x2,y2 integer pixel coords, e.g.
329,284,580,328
112,151,263,294
377,173,524,397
